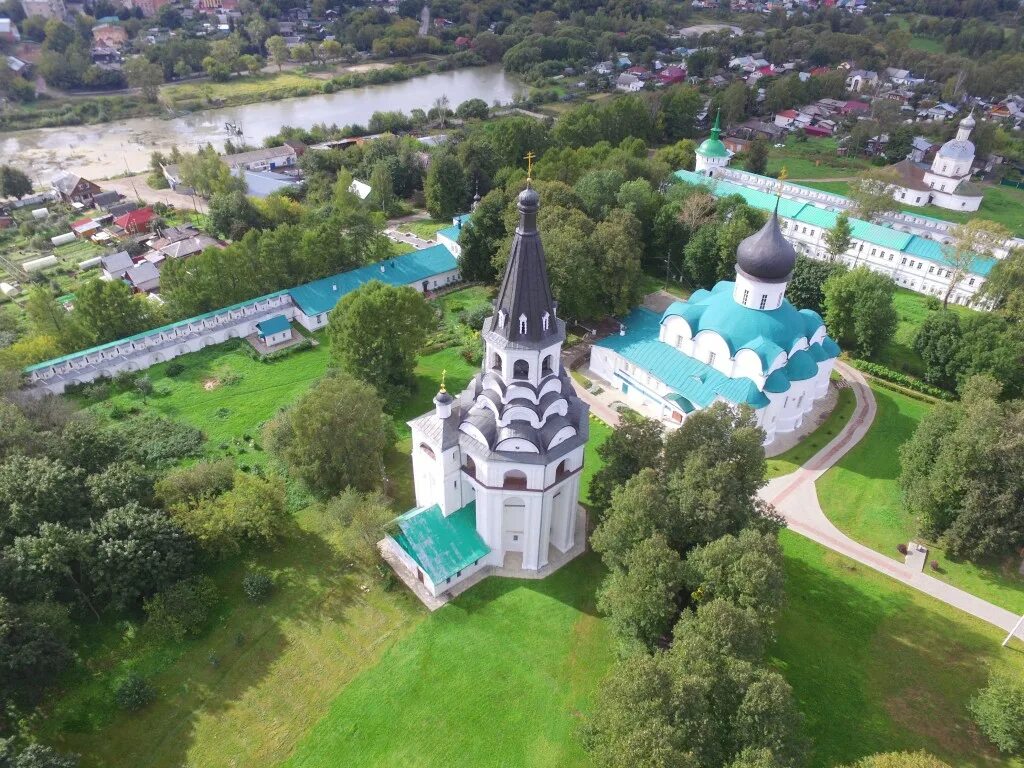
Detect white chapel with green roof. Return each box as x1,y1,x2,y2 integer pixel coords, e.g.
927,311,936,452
695,110,734,176
384,184,590,599
591,209,840,447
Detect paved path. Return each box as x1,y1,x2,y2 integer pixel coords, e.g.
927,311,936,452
760,362,1022,635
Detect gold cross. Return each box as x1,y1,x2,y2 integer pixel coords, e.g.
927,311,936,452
524,151,535,178
440,368,447,393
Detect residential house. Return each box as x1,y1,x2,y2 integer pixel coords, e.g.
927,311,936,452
840,99,870,116
126,261,160,292
885,67,925,87
51,172,102,206
221,142,305,172
0,17,20,42
255,315,293,347
658,65,686,85
6,55,29,77
910,136,937,163
774,109,799,129
100,251,134,280
20,0,65,19
92,23,127,47
114,207,155,235
845,69,878,92
349,179,372,199
92,191,123,209
616,73,644,92
235,169,303,198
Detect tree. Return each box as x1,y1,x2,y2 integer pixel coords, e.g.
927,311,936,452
0,456,88,543
178,145,245,198
824,211,852,262
432,94,451,128
745,136,769,175
208,190,267,240
822,267,897,357
123,56,164,102
424,152,467,219
318,39,342,62
368,162,396,216
913,311,962,389
969,672,1024,755
142,575,218,641
786,256,846,314
899,375,1024,559
70,278,159,347
0,165,33,200
847,167,900,222
266,35,289,71
87,462,153,511
291,43,313,63
455,98,489,121
659,85,701,141
840,753,952,768
325,488,394,573
940,219,1009,308
458,189,505,283
327,280,433,404
981,247,1024,318
265,373,392,496
597,533,684,652
589,413,664,515
0,741,80,768
0,597,71,703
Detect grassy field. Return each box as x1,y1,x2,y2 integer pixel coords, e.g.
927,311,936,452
766,386,856,479
899,185,1024,238
874,288,977,378
775,531,1024,768
816,384,1024,614
281,553,613,768
767,137,869,181
398,219,451,240
161,72,325,111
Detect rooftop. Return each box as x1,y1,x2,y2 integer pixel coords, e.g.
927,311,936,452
393,500,490,584
256,314,290,336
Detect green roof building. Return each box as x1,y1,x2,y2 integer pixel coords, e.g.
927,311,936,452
695,110,734,174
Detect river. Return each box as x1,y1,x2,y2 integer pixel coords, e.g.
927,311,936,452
1,65,525,182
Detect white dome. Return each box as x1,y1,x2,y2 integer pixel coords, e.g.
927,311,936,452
936,138,975,163
960,112,976,129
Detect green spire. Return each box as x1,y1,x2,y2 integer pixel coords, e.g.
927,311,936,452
711,108,722,138
697,109,730,159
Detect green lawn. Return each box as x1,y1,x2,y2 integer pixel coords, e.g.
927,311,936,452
398,219,451,240
874,288,977,377
767,137,869,181
898,185,1024,238
775,531,1024,768
161,72,325,110
816,384,1024,614
281,553,613,768
766,386,856,479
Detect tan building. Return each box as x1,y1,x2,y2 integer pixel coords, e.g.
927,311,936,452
20,0,64,18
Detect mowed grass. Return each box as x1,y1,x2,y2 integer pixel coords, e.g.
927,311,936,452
816,384,1024,614
899,184,1024,238
774,531,1024,768
874,288,978,378
766,385,856,479
280,553,613,768
398,219,451,240
767,137,868,180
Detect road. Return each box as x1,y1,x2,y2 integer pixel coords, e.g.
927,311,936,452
102,174,209,214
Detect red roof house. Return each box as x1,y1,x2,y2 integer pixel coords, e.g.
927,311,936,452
841,100,871,114
658,66,687,85
454,36,471,48
114,207,156,235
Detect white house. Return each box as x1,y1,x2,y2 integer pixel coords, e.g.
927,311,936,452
255,315,293,347
384,184,589,598
591,212,838,447
616,73,644,92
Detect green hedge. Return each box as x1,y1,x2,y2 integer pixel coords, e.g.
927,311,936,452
851,359,954,401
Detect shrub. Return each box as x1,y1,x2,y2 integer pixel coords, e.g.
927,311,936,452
165,361,186,377
849,360,953,400
242,570,274,603
109,415,204,463
143,576,219,642
896,543,908,555
458,305,491,330
114,674,156,711
930,560,940,571
970,672,1024,754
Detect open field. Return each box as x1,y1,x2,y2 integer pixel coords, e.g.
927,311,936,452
767,137,869,180
816,384,1024,614
161,73,326,111
766,386,856,479
874,288,978,378
398,219,451,240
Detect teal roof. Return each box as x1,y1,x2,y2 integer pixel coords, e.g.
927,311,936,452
663,282,810,357
256,314,290,336
822,337,841,358
597,308,770,409
798,308,825,337
26,245,459,375
697,137,730,158
437,225,462,242
808,343,829,362
287,244,457,317
665,392,697,412
393,500,490,584
763,369,791,393
673,169,995,278
739,335,786,367
783,349,818,381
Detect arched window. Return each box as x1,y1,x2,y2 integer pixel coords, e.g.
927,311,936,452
518,313,527,334
513,359,529,379
541,355,553,376
542,311,550,331
491,352,502,372
497,309,506,328
503,470,528,489
555,460,571,479
419,443,436,460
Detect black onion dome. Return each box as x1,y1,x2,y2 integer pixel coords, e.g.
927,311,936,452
736,212,797,281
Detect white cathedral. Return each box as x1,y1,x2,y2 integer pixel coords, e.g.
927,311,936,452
385,184,590,598
889,112,984,211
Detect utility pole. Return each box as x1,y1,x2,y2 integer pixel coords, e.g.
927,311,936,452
1003,614,1024,647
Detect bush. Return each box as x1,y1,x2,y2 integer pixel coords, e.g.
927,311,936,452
896,543,908,555
242,570,274,603
143,576,219,642
165,361,186,377
114,674,156,711
458,305,491,330
849,360,953,400
155,459,236,506
109,415,204,463
970,672,1024,754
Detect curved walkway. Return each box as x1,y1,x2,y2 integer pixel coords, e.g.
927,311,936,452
761,362,1022,635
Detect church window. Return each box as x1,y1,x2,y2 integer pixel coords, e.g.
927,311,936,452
542,312,550,331
541,355,553,376
759,295,768,310
497,310,506,328
513,359,529,379
708,351,717,365
742,289,750,305
870,248,876,256
929,266,934,274
676,334,684,348
519,314,527,334
969,278,975,286
901,257,907,265
419,443,436,460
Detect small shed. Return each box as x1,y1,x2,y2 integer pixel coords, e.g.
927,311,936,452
256,315,293,347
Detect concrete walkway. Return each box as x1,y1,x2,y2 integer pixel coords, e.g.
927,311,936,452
760,361,1022,636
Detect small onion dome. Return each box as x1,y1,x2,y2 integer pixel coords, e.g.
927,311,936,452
518,185,540,208
960,111,976,130
736,212,798,282
434,388,454,418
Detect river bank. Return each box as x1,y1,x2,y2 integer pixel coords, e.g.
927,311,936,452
0,56,489,134
1,65,526,181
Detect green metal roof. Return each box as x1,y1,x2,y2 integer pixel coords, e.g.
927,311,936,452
288,244,458,317
783,349,818,381
763,369,791,393
436,225,462,242
393,500,490,584
673,169,996,277
256,314,290,336
597,308,770,409
697,138,730,158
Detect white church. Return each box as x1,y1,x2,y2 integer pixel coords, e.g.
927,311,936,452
590,208,840,447
888,112,984,212
695,110,733,176
385,184,590,599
